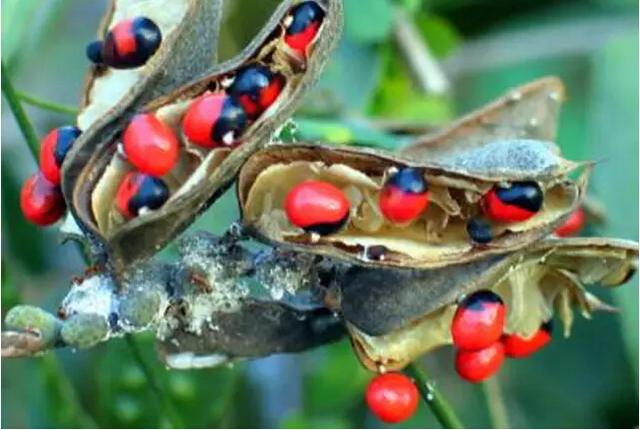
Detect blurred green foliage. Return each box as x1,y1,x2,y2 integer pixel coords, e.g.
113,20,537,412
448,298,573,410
1,0,637,428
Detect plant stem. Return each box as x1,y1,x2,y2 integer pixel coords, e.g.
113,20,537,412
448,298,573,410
1,61,41,158
212,366,243,428
16,90,78,115
405,363,465,429
482,377,510,428
2,67,183,428
41,353,100,428
125,335,186,428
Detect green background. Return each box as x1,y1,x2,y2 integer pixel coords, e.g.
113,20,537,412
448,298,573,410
1,0,637,427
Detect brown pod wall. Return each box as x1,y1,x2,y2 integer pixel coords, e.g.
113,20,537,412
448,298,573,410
340,237,638,372
237,142,586,269
401,76,565,165
62,0,343,272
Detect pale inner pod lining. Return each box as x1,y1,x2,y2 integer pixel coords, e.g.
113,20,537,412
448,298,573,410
78,0,191,130
243,160,578,261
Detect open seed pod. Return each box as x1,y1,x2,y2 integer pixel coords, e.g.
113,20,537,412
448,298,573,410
62,0,343,271
238,142,587,269
339,237,638,372
77,0,225,131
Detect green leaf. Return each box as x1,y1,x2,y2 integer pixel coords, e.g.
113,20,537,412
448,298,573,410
294,117,410,150
415,14,462,58
301,38,383,115
369,45,453,122
1,0,67,69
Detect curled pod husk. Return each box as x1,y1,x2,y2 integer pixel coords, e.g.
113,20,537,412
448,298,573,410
401,76,565,162
63,0,343,271
339,237,638,372
76,0,225,131
237,142,586,269
156,300,344,369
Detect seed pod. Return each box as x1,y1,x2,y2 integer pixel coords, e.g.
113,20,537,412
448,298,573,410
62,0,343,272
4,305,62,348
341,237,637,371
156,300,344,369
60,313,109,349
61,0,227,255
238,142,585,269
119,288,163,330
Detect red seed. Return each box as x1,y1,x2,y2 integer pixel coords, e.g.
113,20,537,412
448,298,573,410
284,180,350,235
503,324,552,358
455,341,505,383
20,172,66,226
554,207,585,237
284,2,325,53
123,113,179,176
39,129,60,184
483,182,543,223
96,17,162,69
116,172,169,219
451,290,506,351
182,92,247,149
365,372,419,424
379,167,430,224
39,126,81,184
111,19,137,58
379,188,429,224
227,66,284,119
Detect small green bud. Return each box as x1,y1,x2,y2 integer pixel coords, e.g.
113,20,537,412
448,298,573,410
60,313,108,349
119,289,161,329
4,305,60,346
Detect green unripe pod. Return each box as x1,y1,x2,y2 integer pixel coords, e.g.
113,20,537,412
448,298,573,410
60,313,108,349
4,305,61,347
119,289,162,330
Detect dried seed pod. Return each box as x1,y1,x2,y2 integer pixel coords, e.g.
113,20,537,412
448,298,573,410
401,76,566,166
60,0,227,256
156,300,344,369
238,143,585,269
62,0,343,272
340,237,637,371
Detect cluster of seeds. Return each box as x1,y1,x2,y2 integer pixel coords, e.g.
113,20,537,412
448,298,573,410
109,3,324,221
282,166,573,246
284,167,431,235
21,12,166,227
451,290,551,383
14,5,623,427
20,126,81,225
21,2,329,230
